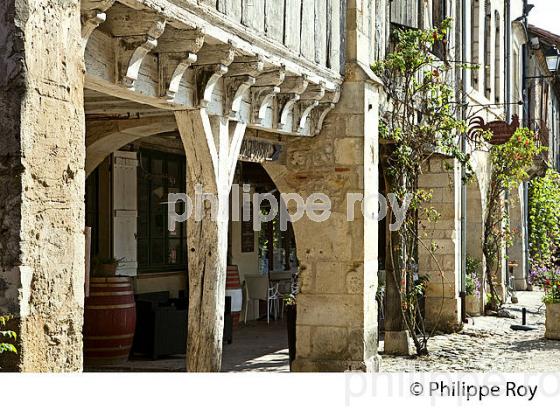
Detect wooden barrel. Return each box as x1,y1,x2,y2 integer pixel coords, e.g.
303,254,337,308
84,277,136,365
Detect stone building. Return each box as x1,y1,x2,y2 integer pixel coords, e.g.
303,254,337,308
0,0,544,372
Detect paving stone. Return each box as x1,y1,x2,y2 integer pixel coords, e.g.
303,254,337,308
380,291,560,372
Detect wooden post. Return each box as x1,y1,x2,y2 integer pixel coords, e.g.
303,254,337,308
175,109,246,372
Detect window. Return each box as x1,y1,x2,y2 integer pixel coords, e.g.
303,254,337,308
432,0,447,28
137,149,187,273
484,0,492,99
471,0,481,89
513,49,520,115
494,11,502,103
432,0,447,59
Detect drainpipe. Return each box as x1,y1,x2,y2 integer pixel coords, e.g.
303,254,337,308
504,0,512,298
505,0,512,118
521,0,531,286
460,0,468,323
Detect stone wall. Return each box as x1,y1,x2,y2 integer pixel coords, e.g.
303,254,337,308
0,0,85,371
418,156,462,332
264,65,381,371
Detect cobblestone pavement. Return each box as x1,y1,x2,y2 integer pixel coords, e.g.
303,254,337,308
379,291,560,372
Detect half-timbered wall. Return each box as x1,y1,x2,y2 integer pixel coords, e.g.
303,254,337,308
202,0,346,74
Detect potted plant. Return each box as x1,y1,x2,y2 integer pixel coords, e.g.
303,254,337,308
284,293,297,368
529,261,560,340
465,256,482,316
92,256,120,277
542,267,560,340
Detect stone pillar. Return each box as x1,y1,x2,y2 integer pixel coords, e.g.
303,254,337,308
509,183,528,291
418,156,462,333
265,66,381,372
383,216,413,354
0,0,86,371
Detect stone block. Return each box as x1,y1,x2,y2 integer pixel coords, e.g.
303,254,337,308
311,326,349,358
345,115,365,137
296,325,312,357
545,304,560,340
297,294,364,327
418,173,453,188
424,296,462,333
334,137,363,165
384,330,413,355
315,262,346,294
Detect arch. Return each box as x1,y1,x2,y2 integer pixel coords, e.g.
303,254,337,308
261,162,308,268
466,174,485,316
85,115,178,176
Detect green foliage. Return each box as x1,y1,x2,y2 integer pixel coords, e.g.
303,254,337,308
465,256,482,297
372,20,474,355
483,129,544,309
0,315,17,356
372,19,471,183
528,169,560,267
491,128,544,189
543,285,560,305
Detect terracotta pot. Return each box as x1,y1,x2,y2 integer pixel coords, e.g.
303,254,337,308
545,303,560,340
95,263,118,277
466,294,482,316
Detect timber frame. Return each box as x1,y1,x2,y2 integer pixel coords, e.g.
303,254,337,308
82,0,341,138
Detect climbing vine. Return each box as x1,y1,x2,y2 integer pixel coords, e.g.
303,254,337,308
372,20,475,355
483,129,544,310
528,168,560,304
0,315,17,367
528,168,560,267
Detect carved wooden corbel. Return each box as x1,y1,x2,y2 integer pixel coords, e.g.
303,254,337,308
81,0,115,43
193,42,238,107
223,57,265,120
120,18,167,89
161,53,198,102
297,100,320,134
278,93,301,127
252,86,280,125
277,76,309,128
226,75,257,120
195,42,237,67
249,67,285,126
314,88,341,135
227,55,265,77
157,28,206,102
296,82,325,134
197,64,229,107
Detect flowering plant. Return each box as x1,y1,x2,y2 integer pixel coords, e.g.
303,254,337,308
465,256,482,299
529,261,560,304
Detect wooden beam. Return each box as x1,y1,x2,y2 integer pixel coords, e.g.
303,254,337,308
175,109,247,372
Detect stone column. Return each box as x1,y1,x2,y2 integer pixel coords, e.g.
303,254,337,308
0,0,86,371
509,183,528,291
265,66,381,372
418,156,462,333
383,212,413,354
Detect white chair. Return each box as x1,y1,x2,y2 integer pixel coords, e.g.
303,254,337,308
243,277,268,323
267,283,283,323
